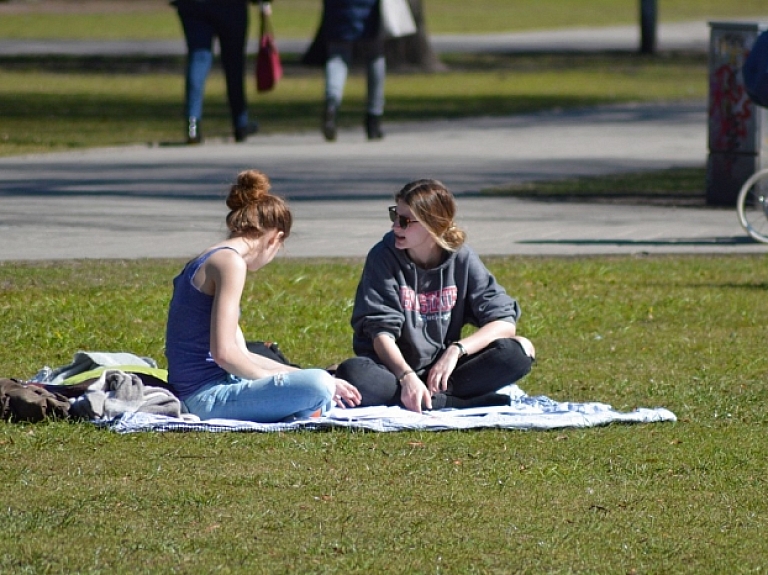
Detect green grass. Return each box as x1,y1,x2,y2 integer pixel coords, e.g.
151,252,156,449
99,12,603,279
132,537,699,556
0,52,708,156
2,3,764,571
1,0,768,39
424,0,768,34
483,166,709,204
2,255,768,572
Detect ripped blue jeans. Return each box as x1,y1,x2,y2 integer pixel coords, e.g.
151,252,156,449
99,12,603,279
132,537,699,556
183,368,335,423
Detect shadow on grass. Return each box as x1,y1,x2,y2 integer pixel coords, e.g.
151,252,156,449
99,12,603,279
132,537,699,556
0,91,609,124
0,89,614,155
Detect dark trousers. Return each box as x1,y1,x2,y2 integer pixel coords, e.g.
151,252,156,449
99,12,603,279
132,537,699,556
336,338,533,410
175,0,249,129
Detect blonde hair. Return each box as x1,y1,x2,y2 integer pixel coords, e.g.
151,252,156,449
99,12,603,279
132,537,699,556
394,179,466,251
225,170,292,239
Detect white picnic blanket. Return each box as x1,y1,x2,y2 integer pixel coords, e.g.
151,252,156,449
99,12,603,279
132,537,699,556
97,385,676,434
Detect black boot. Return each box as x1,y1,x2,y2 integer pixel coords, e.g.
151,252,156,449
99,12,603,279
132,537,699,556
366,113,383,141
234,120,259,143
323,102,337,142
187,117,201,144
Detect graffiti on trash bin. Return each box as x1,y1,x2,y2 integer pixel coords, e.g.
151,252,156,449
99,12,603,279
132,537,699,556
710,63,752,152
709,31,754,163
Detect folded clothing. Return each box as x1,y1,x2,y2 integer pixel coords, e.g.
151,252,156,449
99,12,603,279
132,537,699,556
69,370,182,421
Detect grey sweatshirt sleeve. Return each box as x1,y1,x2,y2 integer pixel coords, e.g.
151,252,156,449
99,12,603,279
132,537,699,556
350,241,405,352
462,246,521,326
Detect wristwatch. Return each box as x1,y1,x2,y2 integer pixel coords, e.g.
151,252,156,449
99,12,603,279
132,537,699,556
451,341,468,357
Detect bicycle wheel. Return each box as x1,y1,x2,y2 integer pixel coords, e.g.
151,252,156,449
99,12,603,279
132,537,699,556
737,167,768,244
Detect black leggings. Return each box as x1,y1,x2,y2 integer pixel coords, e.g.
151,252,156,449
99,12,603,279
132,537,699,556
335,338,533,410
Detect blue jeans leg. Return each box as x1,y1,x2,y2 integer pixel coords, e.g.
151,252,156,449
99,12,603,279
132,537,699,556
325,42,352,107
367,55,386,115
186,49,213,119
178,7,215,120
183,369,335,423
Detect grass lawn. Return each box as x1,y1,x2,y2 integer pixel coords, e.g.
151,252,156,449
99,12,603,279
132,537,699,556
1,2,766,571
1,254,767,573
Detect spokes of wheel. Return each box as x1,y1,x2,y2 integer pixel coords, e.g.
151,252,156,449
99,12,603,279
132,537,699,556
737,168,768,244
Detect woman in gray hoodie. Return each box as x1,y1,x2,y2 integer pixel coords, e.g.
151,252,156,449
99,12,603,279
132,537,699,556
336,179,535,413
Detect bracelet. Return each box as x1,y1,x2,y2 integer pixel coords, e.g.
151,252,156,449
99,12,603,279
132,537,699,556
396,369,415,383
451,341,468,357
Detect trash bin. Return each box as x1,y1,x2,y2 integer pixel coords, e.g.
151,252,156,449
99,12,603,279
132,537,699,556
707,21,768,205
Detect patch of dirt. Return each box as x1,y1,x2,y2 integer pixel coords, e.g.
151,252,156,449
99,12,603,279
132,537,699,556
0,0,166,14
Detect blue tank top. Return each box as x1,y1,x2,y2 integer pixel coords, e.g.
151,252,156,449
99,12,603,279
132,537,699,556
165,247,237,399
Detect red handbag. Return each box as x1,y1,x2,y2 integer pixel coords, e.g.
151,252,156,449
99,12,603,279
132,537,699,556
255,8,283,93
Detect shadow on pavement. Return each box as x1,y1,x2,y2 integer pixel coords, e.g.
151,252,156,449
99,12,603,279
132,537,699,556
519,236,754,246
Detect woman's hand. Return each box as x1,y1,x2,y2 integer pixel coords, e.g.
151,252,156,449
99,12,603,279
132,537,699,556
400,372,431,413
332,378,362,409
370,334,431,412
426,345,461,394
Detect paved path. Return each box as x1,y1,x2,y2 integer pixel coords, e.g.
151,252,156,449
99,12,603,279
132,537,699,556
2,22,767,261
1,101,764,261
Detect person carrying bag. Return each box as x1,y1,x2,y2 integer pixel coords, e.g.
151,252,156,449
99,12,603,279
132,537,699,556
255,1,283,93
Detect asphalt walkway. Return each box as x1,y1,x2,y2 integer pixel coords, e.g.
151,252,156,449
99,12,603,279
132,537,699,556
2,22,767,261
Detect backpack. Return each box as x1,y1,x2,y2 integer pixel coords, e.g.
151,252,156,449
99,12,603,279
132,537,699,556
743,29,768,108
246,341,301,368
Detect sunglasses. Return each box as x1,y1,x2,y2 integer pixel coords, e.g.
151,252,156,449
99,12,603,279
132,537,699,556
388,205,421,230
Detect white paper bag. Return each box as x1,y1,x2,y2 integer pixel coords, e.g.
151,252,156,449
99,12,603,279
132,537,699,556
380,0,417,38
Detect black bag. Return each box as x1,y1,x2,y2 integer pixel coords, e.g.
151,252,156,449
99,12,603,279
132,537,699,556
743,30,768,108
246,341,300,368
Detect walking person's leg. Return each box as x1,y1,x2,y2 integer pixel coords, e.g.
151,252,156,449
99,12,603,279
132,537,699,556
323,42,353,141
177,3,215,143
365,43,386,140
213,0,255,141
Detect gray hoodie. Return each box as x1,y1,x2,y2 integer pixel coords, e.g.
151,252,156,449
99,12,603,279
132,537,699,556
351,231,521,371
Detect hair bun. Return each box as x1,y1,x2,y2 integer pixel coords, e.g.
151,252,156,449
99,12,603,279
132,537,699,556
226,169,271,211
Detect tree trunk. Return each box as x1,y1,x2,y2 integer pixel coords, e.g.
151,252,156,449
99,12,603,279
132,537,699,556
301,0,445,72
